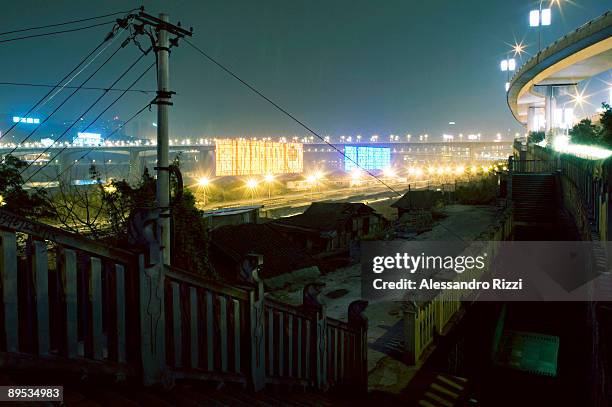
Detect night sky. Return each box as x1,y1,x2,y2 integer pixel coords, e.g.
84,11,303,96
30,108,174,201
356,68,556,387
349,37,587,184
1,0,610,140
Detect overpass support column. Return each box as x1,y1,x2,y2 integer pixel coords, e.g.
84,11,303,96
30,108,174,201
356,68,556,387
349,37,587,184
527,107,537,133
128,150,142,184
544,86,555,135
56,151,73,183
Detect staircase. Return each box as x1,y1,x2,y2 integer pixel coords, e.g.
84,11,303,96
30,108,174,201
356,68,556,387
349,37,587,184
511,174,558,224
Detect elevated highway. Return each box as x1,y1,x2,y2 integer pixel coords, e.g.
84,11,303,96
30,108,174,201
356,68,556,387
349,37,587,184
507,11,612,132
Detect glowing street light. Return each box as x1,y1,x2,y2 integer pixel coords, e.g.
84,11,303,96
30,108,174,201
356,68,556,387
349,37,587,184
512,41,527,57
246,179,258,189
569,88,588,108
246,178,259,203
530,1,560,52
383,167,397,178
500,58,516,72
197,177,212,205
197,177,210,187
263,174,274,198
0,195,5,207
103,183,117,194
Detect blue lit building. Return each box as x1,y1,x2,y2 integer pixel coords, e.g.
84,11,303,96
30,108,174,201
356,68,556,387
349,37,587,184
344,146,391,172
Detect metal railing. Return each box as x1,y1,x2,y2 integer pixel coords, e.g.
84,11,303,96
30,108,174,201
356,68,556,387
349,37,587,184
509,158,559,174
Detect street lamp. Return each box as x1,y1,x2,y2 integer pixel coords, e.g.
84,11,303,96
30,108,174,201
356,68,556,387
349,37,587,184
197,177,211,205
530,1,554,53
246,178,258,203
264,174,274,198
500,54,516,92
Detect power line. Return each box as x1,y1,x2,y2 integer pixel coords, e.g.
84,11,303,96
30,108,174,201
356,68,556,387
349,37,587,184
4,41,127,157
20,52,153,177
23,60,155,183
0,8,139,36
38,29,127,111
0,22,126,143
183,38,401,197
0,81,155,94
35,101,154,187
0,20,117,44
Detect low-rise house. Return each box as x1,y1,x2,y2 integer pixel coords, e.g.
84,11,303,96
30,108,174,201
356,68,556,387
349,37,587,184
202,205,262,230
391,190,443,218
210,222,319,285
271,202,386,254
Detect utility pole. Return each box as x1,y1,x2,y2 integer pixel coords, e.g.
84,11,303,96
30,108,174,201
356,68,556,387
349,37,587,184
156,14,171,264
135,10,192,265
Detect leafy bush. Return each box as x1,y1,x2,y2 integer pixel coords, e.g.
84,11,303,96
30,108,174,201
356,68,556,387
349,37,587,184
0,155,50,218
454,176,498,205
569,118,599,145
529,131,545,144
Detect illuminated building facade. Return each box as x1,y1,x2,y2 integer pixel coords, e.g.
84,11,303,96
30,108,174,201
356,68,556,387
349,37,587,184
215,138,303,176
344,146,391,172
72,132,103,146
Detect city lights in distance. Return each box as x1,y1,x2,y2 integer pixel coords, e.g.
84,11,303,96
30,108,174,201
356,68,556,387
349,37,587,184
73,132,102,146
12,116,40,124
382,167,397,178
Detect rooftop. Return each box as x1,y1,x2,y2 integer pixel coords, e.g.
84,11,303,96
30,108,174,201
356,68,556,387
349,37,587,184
210,222,317,279
273,202,378,232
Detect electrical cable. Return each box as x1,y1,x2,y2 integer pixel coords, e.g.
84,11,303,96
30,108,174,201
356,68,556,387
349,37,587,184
0,81,154,94
0,21,117,44
5,40,129,156
34,101,154,187
20,51,153,177
23,61,155,183
0,8,139,36
0,28,122,143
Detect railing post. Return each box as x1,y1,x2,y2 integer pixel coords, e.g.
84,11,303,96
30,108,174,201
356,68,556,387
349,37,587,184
303,282,327,390
60,248,78,358
402,301,418,365
347,300,369,391
31,239,50,356
139,252,166,385
247,256,265,391
89,257,103,360
0,230,18,353
129,209,166,385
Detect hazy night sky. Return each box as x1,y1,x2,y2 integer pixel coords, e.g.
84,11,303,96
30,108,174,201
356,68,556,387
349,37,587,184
0,0,610,140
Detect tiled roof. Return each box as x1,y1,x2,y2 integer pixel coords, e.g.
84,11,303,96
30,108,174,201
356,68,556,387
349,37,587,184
211,222,317,278
391,190,443,210
273,202,376,232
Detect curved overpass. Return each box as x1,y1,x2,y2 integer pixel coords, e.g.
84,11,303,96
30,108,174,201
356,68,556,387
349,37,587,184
507,11,612,130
